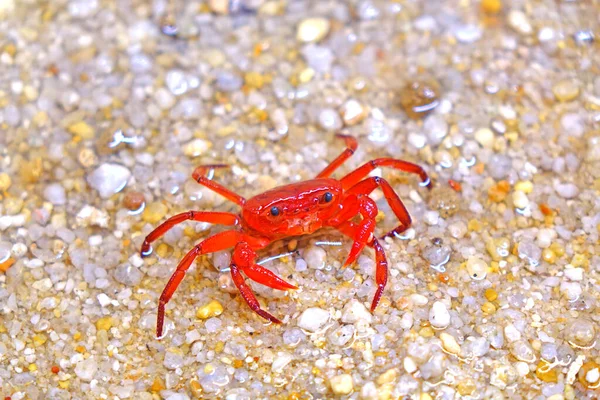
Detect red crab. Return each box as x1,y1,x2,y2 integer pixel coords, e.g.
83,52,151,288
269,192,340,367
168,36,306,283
141,134,432,337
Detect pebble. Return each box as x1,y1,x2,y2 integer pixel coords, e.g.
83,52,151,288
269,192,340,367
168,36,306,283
297,307,329,332
43,183,66,205
553,181,579,199
339,100,367,126
329,374,353,395
403,357,418,374
122,191,145,211
318,108,343,131
504,324,522,342
454,25,482,44
74,357,98,382
566,318,596,347
142,202,168,224
508,10,533,36
271,352,293,373
399,79,441,120
304,245,326,269
87,163,131,199
341,300,372,324
488,154,512,179
517,240,541,267
183,139,212,157
474,128,494,148
166,69,189,95
429,301,450,328
512,190,529,209
466,257,487,280
296,18,330,43
154,88,176,110
301,45,334,73
164,348,184,370
552,80,580,102
67,121,95,139
440,332,460,354
0,172,11,191
424,115,448,146
216,71,243,92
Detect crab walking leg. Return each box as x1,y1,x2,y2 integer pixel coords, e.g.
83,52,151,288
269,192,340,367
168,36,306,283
340,158,432,190
336,222,388,312
315,133,358,178
156,231,268,338
192,164,246,206
230,264,283,324
336,195,379,267
140,211,239,256
232,242,297,291
346,176,413,239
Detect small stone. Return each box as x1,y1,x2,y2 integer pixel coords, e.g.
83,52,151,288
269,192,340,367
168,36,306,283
96,316,113,331
166,69,189,95
518,240,541,267
399,79,441,120
0,173,12,190
123,191,145,211
429,187,459,218
504,324,521,342
341,300,372,324
196,300,224,319
535,360,558,383
271,352,293,373
304,245,326,269
422,240,451,268
296,18,330,43
216,71,243,92
208,0,229,14
154,88,176,110
475,128,494,148
318,108,343,131
481,0,502,15
68,121,95,139
429,301,450,328
403,357,418,374
87,163,131,199
329,374,353,395
339,100,367,126
301,44,334,73
142,202,168,224
566,318,596,347
297,307,329,332
466,257,488,281
74,357,98,382
454,25,482,44
78,148,97,168
578,362,600,389
512,190,529,209
564,267,583,281
440,332,460,354
424,115,448,146
164,348,184,370
508,10,533,36
488,154,512,179
552,80,580,102
553,181,579,199
43,183,66,205
183,139,212,157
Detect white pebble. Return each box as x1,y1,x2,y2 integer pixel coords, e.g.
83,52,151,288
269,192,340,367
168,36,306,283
271,352,293,373
318,108,343,131
440,332,461,354
429,301,450,328
474,128,494,148
553,181,579,199
504,324,522,342
185,330,201,344
424,211,440,225
403,356,418,373
183,139,211,157
154,88,176,110
341,300,372,324
74,357,98,382
560,281,582,301
329,373,353,395
512,190,529,209
297,307,329,332
508,10,533,35
410,294,429,306
304,245,326,269
296,17,330,43
564,267,583,281
466,257,488,281
536,228,556,249
87,163,131,199
97,293,111,307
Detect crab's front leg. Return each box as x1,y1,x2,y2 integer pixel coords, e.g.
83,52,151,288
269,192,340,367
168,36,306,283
230,242,297,324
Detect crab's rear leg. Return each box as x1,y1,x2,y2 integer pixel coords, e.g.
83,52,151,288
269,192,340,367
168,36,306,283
192,164,246,206
340,158,432,190
336,221,388,312
141,211,239,257
156,231,268,338
316,133,358,178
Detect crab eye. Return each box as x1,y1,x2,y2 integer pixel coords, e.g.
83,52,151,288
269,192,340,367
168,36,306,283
323,192,333,203
270,206,281,216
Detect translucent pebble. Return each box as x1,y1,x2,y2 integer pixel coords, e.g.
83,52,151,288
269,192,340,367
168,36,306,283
283,328,305,346
552,80,580,102
508,10,533,35
517,240,541,267
295,258,307,272
68,0,98,17
541,343,557,361
561,113,584,137
429,301,450,328
356,0,380,20
448,221,467,239
424,115,448,146
488,154,512,179
166,394,190,400
422,241,451,268
297,307,329,332
197,363,230,393
510,340,536,362
154,88,176,110
87,163,131,199
164,349,184,370
301,45,334,73
216,71,243,92
466,257,487,280
340,100,366,126
114,263,143,286
454,25,482,43
43,183,66,205
166,69,189,95
318,108,343,131
205,317,222,333
553,181,579,199
566,318,596,347
271,352,293,373
130,53,152,73
4,104,20,126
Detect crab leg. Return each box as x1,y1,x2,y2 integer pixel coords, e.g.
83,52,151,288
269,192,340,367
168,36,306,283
232,242,297,291
230,264,282,324
336,222,388,312
346,176,413,239
192,164,246,206
140,211,239,257
336,196,378,267
340,158,432,190
156,231,268,338
315,133,358,178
